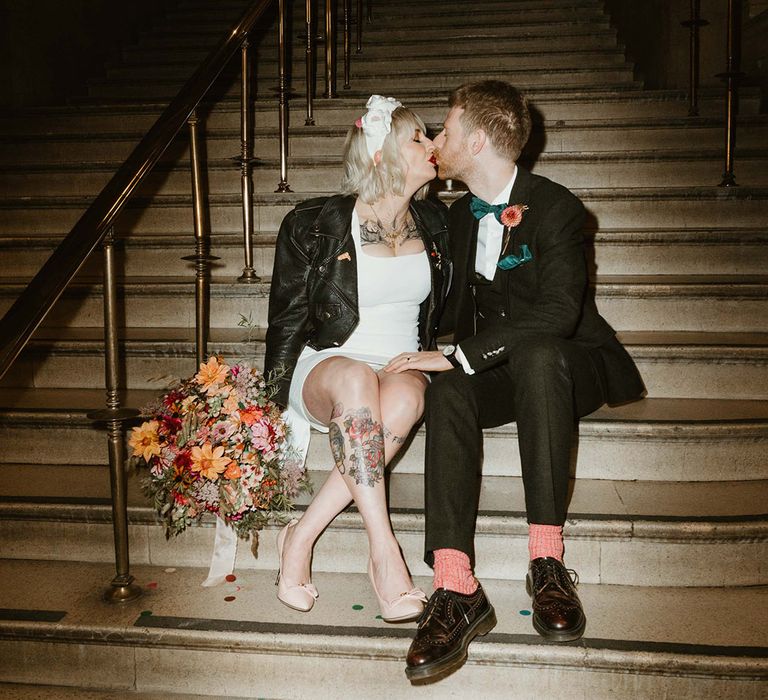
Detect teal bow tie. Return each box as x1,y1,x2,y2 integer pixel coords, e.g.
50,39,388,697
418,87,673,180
470,196,507,224
498,244,532,270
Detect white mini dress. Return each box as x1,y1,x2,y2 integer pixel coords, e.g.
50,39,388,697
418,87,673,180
288,209,431,431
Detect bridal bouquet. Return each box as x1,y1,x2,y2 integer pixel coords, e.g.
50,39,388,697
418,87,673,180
129,356,308,539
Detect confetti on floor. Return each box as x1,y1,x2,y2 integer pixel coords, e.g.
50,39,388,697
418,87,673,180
224,596,236,602
147,582,158,589
519,609,531,616
352,604,364,610
164,568,177,574
225,574,237,582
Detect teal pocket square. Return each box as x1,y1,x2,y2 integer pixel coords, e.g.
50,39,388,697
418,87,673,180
497,244,532,270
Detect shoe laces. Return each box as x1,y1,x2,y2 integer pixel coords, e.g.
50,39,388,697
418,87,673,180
533,558,578,595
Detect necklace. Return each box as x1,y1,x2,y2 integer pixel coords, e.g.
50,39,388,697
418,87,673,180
368,203,414,252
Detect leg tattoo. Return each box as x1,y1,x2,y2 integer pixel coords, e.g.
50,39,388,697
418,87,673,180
383,424,407,445
340,406,385,486
329,421,346,474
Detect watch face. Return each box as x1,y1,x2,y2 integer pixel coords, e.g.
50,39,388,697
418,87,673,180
443,344,456,356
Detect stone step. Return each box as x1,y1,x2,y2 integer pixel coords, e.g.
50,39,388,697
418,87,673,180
1,561,764,698
1,467,767,586
2,89,754,141
106,49,631,82
138,16,613,48
0,388,766,482
4,327,767,401
176,0,608,26
1,187,766,236
119,31,622,65
1,270,766,332
4,115,768,163
3,150,767,197
85,66,640,101
3,228,767,280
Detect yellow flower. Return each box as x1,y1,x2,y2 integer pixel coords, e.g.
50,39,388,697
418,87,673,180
190,443,230,480
129,421,162,462
195,356,230,394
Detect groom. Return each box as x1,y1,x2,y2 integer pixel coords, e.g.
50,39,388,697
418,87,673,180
385,80,644,681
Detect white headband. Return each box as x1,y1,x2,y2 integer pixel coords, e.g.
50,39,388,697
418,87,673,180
356,94,402,159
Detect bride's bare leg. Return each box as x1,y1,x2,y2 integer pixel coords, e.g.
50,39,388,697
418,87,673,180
279,357,426,601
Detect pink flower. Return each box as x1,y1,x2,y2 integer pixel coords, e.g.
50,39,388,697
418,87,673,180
500,204,529,228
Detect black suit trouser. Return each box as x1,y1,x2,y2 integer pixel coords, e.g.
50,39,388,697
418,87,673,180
423,336,607,567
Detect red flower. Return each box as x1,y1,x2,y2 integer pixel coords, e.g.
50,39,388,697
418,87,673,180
500,204,529,228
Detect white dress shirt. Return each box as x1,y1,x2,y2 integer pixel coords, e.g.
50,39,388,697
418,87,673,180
455,168,518,374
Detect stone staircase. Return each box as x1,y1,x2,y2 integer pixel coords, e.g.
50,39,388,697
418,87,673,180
0,0,767,697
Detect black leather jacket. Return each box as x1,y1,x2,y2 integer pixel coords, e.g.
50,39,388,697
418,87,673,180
264,194,451,407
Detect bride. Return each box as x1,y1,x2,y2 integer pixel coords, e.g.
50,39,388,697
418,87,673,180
264,95,450,620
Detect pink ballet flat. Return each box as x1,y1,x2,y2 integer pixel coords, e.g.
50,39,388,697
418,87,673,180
275,519,318,612
368,559,427,623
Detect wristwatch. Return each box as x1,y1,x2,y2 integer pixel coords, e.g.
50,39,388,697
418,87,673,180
442,344,461,368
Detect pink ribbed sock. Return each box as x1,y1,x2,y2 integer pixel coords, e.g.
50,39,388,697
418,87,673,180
528,524,564,561
433,548,478,594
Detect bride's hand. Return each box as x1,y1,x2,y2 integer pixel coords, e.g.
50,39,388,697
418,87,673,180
383,351,452,373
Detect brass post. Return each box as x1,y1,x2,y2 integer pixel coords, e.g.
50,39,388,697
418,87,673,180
236,39,260,279
182,111,219,365
343,0,352,90
305,0,316,125
276,0,293,192
324,0,337,98
87,227,141,604
356,0,363,53
681,0,708,117
717,0,744,187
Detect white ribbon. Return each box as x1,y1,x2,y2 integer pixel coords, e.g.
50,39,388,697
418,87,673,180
360,94,402,159
201,404,312,586
201,516,238,586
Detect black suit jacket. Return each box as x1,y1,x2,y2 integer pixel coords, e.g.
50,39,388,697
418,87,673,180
442,166,644,405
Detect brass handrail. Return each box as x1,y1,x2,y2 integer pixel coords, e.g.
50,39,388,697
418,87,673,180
0,0,274,379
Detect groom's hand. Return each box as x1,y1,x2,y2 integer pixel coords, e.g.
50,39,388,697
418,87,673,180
384,351,452,373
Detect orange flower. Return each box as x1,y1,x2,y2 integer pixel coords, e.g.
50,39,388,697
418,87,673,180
223,391,241,416
129,421,162,462
194,356,230,394
223,461,242,480
190,443,230,480
499,203,529,228
240,405,264,426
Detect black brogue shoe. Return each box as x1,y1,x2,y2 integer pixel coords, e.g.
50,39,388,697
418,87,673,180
405,584,497,682
526,557,586,642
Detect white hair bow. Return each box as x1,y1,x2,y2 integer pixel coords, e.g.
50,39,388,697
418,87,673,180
358,94,402,159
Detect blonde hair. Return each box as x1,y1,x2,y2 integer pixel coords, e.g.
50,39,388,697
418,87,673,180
340,106,430,203
449,80,531,162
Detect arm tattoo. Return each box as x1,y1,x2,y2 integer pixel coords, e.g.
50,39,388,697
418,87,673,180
330,402,344,420
383,424,406,445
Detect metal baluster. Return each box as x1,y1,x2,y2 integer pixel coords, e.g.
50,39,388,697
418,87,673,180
276,0,293,192
235,40,260,279
324,0,337,98
356,0,363,53
305,0,316,125
717,0,744,187
87,227,141,604
343,0,352,89
183,111,219,363
681,0,708,117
